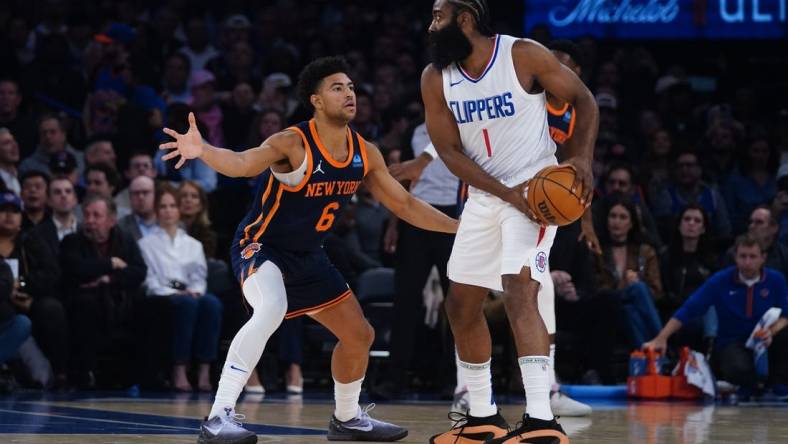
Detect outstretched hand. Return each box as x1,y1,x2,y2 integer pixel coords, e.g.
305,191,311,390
159,112,204,169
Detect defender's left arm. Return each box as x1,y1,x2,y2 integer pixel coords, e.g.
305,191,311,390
513,39,599,204
363,142,458,234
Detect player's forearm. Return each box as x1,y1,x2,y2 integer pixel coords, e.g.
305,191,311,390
562,90,598,162
770,317,788,336
199,143,250,177
439,148,511,201
657,318,683,341
397,196,458,233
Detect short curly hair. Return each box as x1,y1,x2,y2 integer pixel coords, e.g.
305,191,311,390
296,56,351,112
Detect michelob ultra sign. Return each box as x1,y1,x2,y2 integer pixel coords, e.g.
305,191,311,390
524,0,787,39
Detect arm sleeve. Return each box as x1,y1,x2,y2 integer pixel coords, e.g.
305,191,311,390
673,273,719,323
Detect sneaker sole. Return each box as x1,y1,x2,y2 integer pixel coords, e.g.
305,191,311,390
326,429,408,442
197,434,258,444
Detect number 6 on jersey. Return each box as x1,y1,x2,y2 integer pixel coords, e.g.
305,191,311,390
316,202,340,232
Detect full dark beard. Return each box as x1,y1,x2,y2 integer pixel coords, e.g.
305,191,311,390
428,19,473,70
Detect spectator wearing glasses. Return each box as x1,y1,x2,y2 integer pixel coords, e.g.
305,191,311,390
117,176,157,242
115,152,157,218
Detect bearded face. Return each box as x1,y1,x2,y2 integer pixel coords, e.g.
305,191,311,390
428,12,473,70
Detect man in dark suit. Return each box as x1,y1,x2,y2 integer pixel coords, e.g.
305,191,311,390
34,178,79,256
60,194,146,387
116,176,156,241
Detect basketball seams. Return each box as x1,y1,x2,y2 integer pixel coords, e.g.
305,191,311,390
529,166,584,225
541,175,571,223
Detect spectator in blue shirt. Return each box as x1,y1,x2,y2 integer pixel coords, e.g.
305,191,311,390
645,234,788,390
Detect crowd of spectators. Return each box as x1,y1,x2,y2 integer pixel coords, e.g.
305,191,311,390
0,1,787,396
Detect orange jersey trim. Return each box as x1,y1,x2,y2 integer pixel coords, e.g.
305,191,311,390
284,289,352,319
358,136,369,177
566,106,577,140
280,126,314,192
252,184,284,243
309,119,354,168
546,101,569,116
240,174,275,246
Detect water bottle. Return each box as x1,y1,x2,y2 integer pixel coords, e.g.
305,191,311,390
629,350,647,377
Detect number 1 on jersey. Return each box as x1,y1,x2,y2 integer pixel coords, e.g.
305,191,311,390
316,202,340,232
482,128,492,157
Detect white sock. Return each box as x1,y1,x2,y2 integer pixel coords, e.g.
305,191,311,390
458,359,497,418
520,356,553,421
454,351,466,394
548,343,559,392
334,377,363,422
209,263,287,419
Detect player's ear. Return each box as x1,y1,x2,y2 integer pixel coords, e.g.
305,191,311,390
310,94,321,111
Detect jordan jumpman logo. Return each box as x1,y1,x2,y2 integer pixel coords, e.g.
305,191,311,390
313,159,326,175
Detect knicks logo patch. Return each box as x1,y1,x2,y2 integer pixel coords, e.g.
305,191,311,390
535,251,547,273
241,242,261,260
352,153,363,168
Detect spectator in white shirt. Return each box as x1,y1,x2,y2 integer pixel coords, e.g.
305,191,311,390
138,183,222,392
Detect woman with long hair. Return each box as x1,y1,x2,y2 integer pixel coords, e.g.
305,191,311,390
138,183,223,392
662,204,720,351
594,193,664,348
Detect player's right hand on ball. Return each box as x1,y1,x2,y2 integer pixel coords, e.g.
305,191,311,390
159,112,204,169
507,182,542,224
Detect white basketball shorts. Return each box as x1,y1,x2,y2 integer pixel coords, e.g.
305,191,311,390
448,193,557,333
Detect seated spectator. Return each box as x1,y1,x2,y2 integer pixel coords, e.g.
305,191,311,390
725,206,788,278
0,259,31,379
652,150,732,242
117,176,156,241
49,151,81,194
85,163,120,199
19,114,84,177
115,151,157,216
723,136,777,235
20,170,49,230
60,194,146,387
553,220,619,385
661,204,720,352
594,194,664,348
774,164,788,243
592,162,661,247
355,184,389,264
0,79,37,158
645,234,788,394
177,180,217,259
84,139,117,170
138,183,222,392
0,128,21,195
34,178,79,256
161,53,192,106
0,190,68,385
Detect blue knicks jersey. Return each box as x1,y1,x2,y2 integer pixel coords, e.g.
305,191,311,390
234,119,368,253
547,102,575,148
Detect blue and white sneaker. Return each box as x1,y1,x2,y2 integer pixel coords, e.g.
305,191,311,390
197,408,258,444
328,404,408,441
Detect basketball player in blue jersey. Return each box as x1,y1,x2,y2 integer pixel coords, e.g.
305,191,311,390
422,1,597,443
160,56,458,444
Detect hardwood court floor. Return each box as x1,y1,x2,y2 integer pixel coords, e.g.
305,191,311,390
1,392,787,443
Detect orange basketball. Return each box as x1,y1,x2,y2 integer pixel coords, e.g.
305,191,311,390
525,165,585,226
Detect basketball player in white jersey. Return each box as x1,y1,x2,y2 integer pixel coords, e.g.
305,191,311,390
423,1,597,443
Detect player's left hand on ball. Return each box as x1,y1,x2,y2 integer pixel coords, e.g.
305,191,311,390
564,157,594,207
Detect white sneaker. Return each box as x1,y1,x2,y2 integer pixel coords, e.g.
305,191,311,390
244,385,265,394
550,391,592,417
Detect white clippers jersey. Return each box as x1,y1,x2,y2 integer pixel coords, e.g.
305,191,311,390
441,34,556,194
